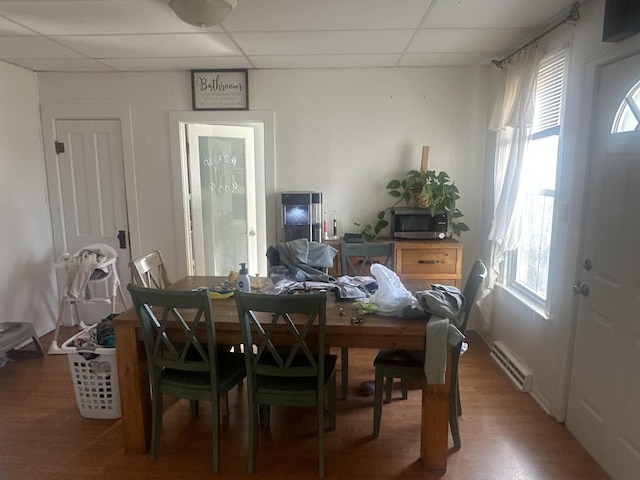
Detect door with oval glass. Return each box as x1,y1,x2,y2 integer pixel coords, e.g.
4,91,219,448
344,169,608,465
566,52,640,479
186,124,266,277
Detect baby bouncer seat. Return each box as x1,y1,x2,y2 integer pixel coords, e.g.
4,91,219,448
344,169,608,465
48,243,127,354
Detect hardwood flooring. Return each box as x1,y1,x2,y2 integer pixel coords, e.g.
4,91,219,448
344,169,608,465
0,327,610,479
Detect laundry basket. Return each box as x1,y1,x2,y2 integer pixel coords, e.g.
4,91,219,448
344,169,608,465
61,324,121,419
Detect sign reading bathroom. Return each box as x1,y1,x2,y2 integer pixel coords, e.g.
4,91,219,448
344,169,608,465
191,69,248,111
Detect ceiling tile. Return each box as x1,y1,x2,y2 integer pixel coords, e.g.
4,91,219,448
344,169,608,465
225,0,434,31
249,54,402,69
101,56,253,71
409,28,528,54
4,57,114,72
233,30,414,56
52,33,241,58
0,35,85,58
0,0,215,35
0,15,36,35
423,0,579,29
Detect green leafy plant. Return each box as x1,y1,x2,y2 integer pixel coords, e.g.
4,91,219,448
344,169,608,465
357,169,469,240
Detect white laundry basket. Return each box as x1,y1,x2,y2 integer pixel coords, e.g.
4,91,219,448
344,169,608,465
61,324,121,419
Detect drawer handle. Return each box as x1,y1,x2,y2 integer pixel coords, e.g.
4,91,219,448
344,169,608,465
418,259,439,265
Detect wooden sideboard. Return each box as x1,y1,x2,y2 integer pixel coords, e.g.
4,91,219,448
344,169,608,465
326,238,463,288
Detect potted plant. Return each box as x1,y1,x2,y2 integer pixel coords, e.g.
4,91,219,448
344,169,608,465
356,169,469,240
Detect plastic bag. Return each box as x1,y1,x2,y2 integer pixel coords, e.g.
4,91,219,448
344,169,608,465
366,263,420,317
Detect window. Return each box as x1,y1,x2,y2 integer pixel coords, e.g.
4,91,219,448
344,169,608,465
611,78,640,133
509,51,566,302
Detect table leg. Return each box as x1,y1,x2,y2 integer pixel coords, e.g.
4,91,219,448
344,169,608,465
420,347,452,472
114,322,151,454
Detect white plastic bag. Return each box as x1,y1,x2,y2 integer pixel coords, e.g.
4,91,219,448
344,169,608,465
366,263,420,316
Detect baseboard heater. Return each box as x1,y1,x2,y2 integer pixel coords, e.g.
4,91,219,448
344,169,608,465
490,341,533,392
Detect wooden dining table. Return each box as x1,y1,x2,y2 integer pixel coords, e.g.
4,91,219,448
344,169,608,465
113,275,453,473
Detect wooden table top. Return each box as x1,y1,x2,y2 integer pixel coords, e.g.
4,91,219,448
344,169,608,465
115,275,432,350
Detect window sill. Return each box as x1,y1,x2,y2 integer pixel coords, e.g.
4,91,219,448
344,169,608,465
494,282,551,321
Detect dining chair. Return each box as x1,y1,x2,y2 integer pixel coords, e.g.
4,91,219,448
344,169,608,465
339,241,395,399
372,259,487,449
127,284,246,473
234,290,337,479
129,249,172,289
129,250,243,365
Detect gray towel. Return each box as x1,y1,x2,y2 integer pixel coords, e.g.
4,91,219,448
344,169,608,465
416,285,466,384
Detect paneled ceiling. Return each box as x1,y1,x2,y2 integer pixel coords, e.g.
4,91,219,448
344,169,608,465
0,0,582,72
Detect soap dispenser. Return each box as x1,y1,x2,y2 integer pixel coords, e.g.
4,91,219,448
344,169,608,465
237,263,251,293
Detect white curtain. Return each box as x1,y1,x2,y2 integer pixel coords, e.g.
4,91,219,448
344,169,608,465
479,49,542,326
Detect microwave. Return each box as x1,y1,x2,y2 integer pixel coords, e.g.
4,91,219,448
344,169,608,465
391,207,449,240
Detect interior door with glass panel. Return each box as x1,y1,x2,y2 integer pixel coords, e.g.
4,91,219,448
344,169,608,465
186,124,261,276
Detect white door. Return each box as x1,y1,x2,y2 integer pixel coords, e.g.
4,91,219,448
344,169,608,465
46,119,130,315
186,124,266,276
566,53,640,479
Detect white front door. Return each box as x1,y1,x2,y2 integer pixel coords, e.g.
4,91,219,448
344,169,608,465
185,123,266,277
566,53,640,479
45,119,130,316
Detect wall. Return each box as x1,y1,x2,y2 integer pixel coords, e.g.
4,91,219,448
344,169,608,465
0,61,58,336
482,0,640,421
37,66,489,286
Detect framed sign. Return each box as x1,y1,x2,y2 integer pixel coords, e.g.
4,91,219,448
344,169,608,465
191,69,249,111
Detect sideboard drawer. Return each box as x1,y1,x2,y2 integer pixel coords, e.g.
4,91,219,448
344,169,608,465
399,248,460,276
394,239,463,288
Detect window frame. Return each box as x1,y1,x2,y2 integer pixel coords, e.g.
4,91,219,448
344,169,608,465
506,50,567,309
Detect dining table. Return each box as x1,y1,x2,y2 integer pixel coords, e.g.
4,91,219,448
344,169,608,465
113,275,453,473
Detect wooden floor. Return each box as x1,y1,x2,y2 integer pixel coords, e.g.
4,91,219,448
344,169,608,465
0,327,610,480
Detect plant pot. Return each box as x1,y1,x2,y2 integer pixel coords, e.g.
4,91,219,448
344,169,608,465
412,191,431,208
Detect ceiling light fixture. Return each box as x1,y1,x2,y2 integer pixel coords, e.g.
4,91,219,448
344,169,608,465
169,0,238,28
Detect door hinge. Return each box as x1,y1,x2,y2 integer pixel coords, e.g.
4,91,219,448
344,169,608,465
54,141,65,154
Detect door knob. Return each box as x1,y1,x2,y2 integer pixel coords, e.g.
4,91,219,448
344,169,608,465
572,282,590,296
248,230,256,237
582,258,592,271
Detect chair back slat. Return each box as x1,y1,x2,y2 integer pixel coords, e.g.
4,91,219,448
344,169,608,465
340,242,396,276
129,286,218,377
235,291,327,381
130,250,172,290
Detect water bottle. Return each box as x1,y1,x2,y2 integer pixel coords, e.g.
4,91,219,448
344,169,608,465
237,263,251,293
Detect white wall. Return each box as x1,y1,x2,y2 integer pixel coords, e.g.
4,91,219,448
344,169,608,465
37,66,489,285
0,61,58,336
482,0,640,421
251,67,488,253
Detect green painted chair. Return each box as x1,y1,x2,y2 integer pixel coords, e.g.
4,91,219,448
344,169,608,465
234,291,337,479
372,259,487,449
127,284,246,473
339,241,395,399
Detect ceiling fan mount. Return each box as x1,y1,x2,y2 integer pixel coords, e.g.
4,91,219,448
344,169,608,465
169,0,238,28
